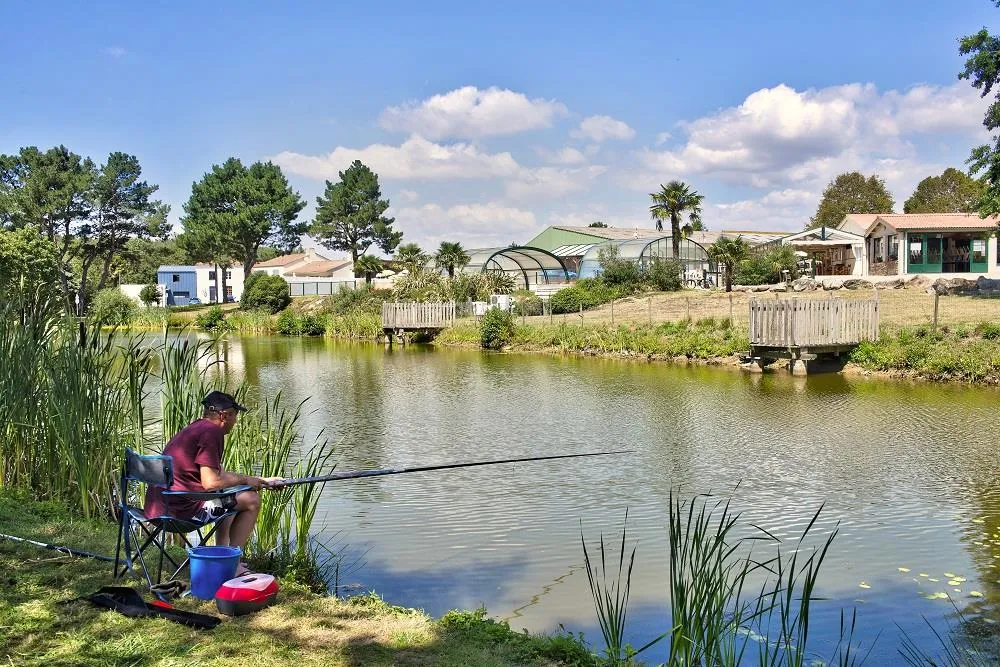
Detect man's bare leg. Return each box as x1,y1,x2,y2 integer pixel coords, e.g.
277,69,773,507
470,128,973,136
227,491,261,551
213,516,234,546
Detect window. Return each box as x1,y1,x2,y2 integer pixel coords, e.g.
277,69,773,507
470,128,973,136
887,234,898,261
209,271,216,280
927,237,942,265
909,236,923,265
973,238,987,264
225,270,232,280
872,237,884,263
172,274,180,283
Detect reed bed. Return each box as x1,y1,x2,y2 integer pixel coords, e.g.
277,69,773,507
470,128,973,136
0,301,339,588
582,490,865,667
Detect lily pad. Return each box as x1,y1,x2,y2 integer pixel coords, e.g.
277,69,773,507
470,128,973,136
859,582,871,589
971,591,984,598
898,567,911,573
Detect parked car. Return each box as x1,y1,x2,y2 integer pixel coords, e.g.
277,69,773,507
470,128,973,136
188,297,202,305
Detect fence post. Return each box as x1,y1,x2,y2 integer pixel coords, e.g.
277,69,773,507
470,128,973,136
729,293,734,325
933,292,940,330
685,297,690,322
579,303,583,323
648,296,652,325
611,298,615,326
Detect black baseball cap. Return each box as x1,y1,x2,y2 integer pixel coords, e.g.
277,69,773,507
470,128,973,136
202,390,247,413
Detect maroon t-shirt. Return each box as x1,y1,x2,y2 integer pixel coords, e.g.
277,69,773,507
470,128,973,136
144,419,225,520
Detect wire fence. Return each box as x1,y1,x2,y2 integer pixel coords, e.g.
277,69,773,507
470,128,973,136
516,288,1000,331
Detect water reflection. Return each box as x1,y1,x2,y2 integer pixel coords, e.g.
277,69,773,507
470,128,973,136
217,335,1000,663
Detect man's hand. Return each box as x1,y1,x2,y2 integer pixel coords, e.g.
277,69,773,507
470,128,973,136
260,476,288,490
243,475,266,491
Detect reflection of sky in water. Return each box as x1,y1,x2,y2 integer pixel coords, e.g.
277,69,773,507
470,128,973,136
213,336,1000,663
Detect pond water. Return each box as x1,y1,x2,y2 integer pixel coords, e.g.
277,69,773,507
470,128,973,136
219,335,1000,663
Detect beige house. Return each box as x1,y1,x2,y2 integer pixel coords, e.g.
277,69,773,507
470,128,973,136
779,213,1000,278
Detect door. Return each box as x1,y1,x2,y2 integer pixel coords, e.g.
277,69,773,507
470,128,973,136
972,237,988,273
209,286,217,302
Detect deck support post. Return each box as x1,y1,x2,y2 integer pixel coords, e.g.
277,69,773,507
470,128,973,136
790,358,809,376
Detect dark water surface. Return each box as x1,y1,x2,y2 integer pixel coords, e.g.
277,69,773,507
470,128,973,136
222,335,1000,663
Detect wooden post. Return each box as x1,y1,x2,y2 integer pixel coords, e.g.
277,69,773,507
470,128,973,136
685,297,690,322
729,293,734,325
648,296,652,325
933,292,940,330
549,300,553,325
611,298,615,326
579,303,583,323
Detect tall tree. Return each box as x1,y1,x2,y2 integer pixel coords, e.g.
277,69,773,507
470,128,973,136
960,9,1000,216
649,181,704,259
310,160,402,269
434,241,470,278
707,236,750,293
181,158,305,290
394,242,429,274
904,168,986,213
76,152,165,312
0,145,94,308
354,254,385,285
809,172,894,229
588,221,608,228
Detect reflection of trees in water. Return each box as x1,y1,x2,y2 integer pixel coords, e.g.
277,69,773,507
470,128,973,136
947,493,1000,661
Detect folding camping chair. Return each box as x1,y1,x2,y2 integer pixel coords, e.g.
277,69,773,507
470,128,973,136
113,448,251,589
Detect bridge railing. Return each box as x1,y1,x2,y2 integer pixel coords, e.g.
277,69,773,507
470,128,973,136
749,298,879,347
381,301,457,330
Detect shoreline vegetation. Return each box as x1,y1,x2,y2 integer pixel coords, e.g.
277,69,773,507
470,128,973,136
128,290,1000,386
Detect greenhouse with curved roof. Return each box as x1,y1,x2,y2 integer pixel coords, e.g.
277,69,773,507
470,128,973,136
578,236,720,287
461,246,570,289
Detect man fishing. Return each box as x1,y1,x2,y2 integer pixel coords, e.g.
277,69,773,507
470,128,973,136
144,391,284,574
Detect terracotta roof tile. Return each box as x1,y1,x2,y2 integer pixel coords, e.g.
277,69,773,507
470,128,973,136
876,213,1000,230
290,259,354,277
255,253,307,267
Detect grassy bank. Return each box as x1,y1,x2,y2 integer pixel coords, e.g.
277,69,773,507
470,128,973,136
0,491,595,667
437,318,750,362
850,323,1000,383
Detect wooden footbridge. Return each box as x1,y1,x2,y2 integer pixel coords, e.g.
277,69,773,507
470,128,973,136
381,301,457,344
746,297,879,375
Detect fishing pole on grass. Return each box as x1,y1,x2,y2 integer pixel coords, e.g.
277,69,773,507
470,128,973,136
0,532,115,562
271,449,633,488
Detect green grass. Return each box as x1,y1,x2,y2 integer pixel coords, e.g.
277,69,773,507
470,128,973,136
436,319,748,360
0,490,597,667
850,323,1000,382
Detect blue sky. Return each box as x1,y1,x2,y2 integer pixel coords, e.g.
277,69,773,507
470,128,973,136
2,1,996,253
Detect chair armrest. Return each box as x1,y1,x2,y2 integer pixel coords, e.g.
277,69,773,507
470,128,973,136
161,485,254,500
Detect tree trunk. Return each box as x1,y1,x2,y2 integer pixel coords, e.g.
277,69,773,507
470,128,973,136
97,253,114,291
77,256,95,315
725,267,733,293
670,213,681,260
221,264,228,304
243,257,254,289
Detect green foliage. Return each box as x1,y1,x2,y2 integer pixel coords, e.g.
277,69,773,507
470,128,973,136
240,273,290,313
277,309,301,335
550,279,618,314
809,171,894,229
734,245,799,286
394,242,430,274
588,221,608,228
0,227,65,315
904,167,986,213
181,158,305,280
849,323,1000,382
115,237,185,284
89,288,137,326
130,307,170,330
310,160,401,263
434,241,471,278
276,310,327,336
960,18,1000,216
391,271,515,302
597,245,642,286
649,181,705,258
194,305,229,331
354,254,385,284
707,236,751,292
512,289,542,316
138,283,162,307
480,307,516,350
646,258,683,291
325,285,391,315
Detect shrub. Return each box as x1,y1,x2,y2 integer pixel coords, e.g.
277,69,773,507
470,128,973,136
240,274,290,313
550,279,617,314
276,309,301,335
138,283,162,307
645,257,683,291
735,246,799,285
327,286,391,315
480,307,516,350
597,246,643,286
300,314,327,336
512,289,542,316
974,321,1000,340
195,305,229,331
89,288,137,326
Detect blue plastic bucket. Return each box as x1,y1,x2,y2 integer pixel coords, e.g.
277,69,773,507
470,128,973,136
187,546,242,600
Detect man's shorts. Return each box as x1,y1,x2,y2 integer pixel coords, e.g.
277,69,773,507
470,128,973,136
191,494,238,524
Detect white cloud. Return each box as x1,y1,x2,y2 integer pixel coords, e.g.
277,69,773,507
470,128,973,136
104,46,127,58
629,81,988,194
379,86,567,140
505,165,608,200
398,189,420,202
655,131,672,145
395,201,539,249
571,115,636,142
272,135,520,181
536,146,587,165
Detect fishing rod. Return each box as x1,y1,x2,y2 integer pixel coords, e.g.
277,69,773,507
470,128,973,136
0,532,115,562
274,450,632,488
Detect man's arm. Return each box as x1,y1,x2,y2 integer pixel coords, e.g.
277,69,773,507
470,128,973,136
201,465,263,491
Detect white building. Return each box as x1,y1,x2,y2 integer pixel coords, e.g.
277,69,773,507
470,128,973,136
156,264,246,306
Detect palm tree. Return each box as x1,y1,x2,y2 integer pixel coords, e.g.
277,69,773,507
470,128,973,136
354,254,384,286
650,181,705,260
707,236,750,293
434,241,470,279
394,243,429,275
